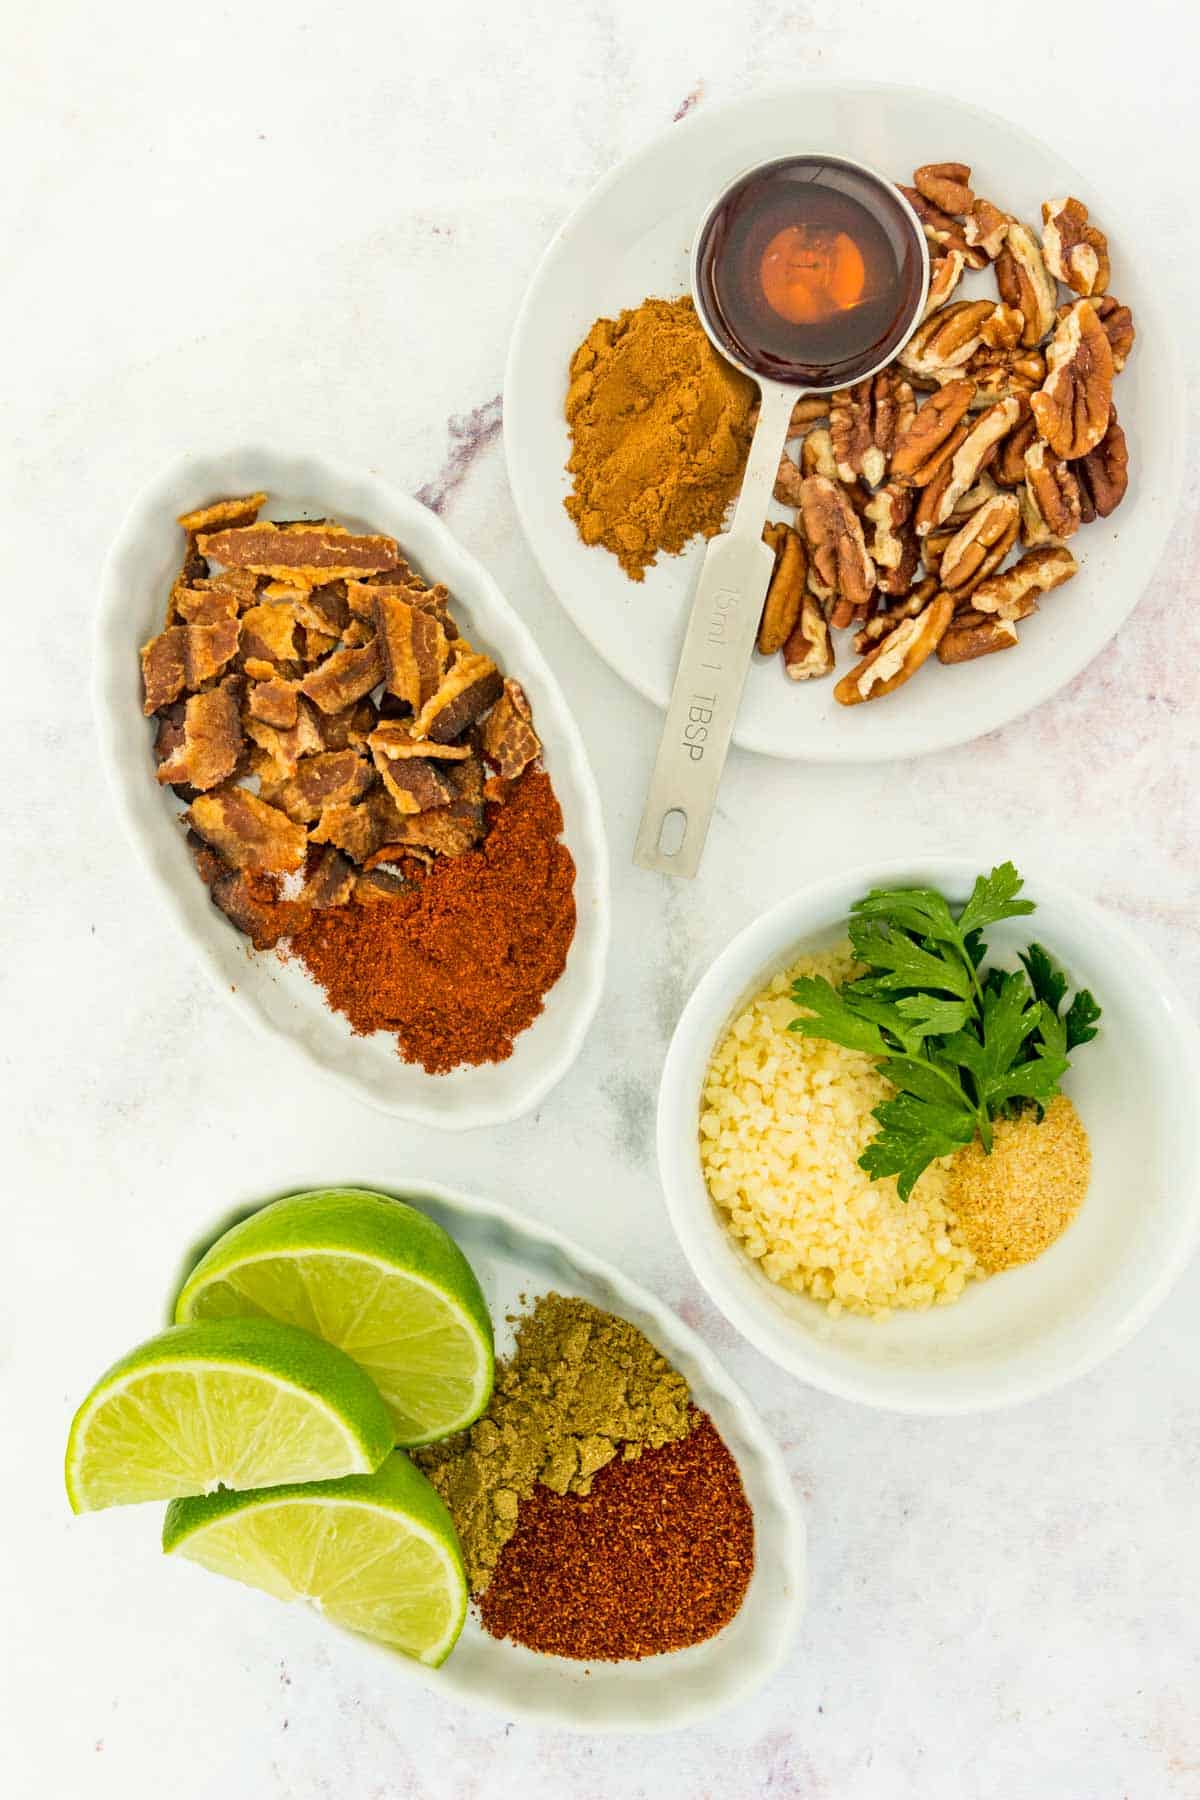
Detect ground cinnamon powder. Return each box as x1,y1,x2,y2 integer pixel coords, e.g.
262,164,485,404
478,1410,755,1661
564,296,755,580
290,769,575,1074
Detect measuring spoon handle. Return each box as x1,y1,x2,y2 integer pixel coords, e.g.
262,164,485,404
633,380,797,878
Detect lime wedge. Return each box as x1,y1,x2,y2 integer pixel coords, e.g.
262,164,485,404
163,1452,467,1666
65,1319,394,1513
174,1189,493,1447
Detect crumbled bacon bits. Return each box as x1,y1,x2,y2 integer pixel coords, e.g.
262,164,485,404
140,491,565,1011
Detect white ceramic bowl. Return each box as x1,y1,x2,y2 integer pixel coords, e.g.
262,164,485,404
658,860,1200,1413
172,1180,806,1732
94,448,609,1129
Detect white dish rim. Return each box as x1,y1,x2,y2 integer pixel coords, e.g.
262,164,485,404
93,445,611,1130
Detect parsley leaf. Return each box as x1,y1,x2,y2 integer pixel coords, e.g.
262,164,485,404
789,865,1102,1198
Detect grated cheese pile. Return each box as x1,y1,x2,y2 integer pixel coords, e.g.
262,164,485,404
700,944,978,1318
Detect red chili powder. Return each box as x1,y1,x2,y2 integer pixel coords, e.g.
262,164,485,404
290,769,576,1074
478,1412,755,1661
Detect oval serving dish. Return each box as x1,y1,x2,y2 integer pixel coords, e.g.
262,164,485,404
172,1179,806,1733
658,860,1200,1415
94,449,610,1129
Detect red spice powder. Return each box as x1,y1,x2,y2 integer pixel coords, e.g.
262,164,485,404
478,1411,755,1661
290,769,576,1074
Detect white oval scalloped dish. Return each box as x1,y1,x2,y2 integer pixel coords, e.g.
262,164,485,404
94,449,609,1128
170,1180,805,1732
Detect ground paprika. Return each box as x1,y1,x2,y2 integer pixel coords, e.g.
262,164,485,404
290,769,575,1074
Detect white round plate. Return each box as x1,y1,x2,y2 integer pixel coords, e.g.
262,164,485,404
171,1181,806,1733
94,448,609,1129
657,860,1200,1413
504,83,1181,761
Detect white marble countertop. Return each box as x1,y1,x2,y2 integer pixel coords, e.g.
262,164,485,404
4,2,1198,1795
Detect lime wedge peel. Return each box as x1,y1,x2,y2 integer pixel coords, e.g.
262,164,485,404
163,1452,468,1667
174,1189,494,1447
65,1319,395,1514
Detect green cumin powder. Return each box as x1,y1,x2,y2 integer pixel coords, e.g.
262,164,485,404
414,1293,691,1593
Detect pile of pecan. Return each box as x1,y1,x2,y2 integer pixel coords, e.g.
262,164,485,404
759,163,1133,705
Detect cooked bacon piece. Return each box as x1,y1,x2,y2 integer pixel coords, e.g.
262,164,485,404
368,721,472,761
347,578,457,635
371,742,455,815
243,697,324,777
177,493,267,535
198,522,401,583
240,600,301,666
155,680,243,792
248,677,299,730
371,592,448,709
300,640,383,713
273,750,372,823
311,786,406,863
378,757,484,857
171,586,240,626
413,650,503,744
302,847,356,910
479,678,540,781
140,618,240,713
318,696,377,751
187,787,307,873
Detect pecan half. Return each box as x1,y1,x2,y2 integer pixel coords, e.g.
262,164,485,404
922,249,965,320
995,222,1058,347
1024,441,1083,539
916,397,1021,532
890,379,976,483
758,523,808,655
853,576,939,652
899,300,999,378
789,395,830,433
864,482,918,595
937,493,1020,596
1042,196,1110,298
972,544,1078,620
1032,299,1114,459
979,304,1025,352
834,592,956,705
914,161,973,215
995,411,1039,487
937,611,1020,663
964,197,1010,262
1062,294,1135,374
1074,410,1129,518
964,347,1046,408
898,185,988,269
830,371,916,486
774,450,804,507
783,593,834,681
799,476,876,627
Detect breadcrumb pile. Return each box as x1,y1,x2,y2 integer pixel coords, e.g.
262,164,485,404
948,1094,1090,1271
700,945,978,1318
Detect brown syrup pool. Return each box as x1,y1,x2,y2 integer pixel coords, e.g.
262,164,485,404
694,155,926,388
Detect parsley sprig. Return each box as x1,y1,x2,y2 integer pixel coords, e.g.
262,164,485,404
789,863,1101,1200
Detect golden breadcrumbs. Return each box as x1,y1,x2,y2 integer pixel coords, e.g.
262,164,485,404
700,945,978,1318
948,1093,1090,1271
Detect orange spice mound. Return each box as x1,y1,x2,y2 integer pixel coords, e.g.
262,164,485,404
290,770,576,1074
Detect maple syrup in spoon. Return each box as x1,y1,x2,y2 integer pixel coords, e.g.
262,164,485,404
695,155,927,388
